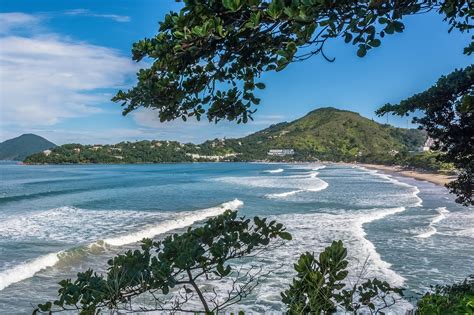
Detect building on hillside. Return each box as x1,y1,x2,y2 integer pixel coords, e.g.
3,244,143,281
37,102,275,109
43,150,52,156
185,153,239,161
73,148,81,153
422,137,435,152
91,146,102,151
267,149,295,157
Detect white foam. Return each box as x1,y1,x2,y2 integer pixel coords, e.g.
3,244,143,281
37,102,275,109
265,181,329,199
0,200,243,291
416,207,450,239
0,252,60,291
355,167,423,208
102,199,243,246
244,206,408,306
264,168,284,173
266,190,304,198
354,207,407,286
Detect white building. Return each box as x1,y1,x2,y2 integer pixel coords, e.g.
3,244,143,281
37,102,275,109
267,149,294,156
422,137,435,152
43,150,52,156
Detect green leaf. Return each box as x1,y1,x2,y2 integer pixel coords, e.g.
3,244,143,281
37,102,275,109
267,0,284,19
222,0,242,12
279,231,292,240
369,39,381,47
357,45,367,57
255,83,266,89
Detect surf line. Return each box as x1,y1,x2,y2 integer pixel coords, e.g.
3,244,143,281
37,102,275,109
0,199,243,292
356,166,423,207
416,207,450,239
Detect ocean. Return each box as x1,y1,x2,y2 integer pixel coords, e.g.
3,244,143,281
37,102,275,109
0,162,472,313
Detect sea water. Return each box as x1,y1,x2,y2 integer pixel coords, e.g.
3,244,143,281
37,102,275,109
0,162,472,313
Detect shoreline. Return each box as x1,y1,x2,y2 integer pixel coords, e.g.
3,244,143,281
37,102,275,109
358,163,455,187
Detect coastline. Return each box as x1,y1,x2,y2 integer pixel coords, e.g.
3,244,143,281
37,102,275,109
358,163,455,186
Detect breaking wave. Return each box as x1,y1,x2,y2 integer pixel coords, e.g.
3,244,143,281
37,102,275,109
102,199,243,246
356,167,423,207
0,199,243,291
0,252,60,291
265,181,329,199
416,207,450,239
263,168,284,173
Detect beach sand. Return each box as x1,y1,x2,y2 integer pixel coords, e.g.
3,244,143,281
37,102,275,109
359,164,455,186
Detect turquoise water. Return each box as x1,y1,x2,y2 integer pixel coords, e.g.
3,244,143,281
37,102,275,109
0,162,472,313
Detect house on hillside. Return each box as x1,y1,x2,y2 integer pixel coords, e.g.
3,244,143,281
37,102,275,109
422,137,435,152
43,150,52,156
267,149,294,157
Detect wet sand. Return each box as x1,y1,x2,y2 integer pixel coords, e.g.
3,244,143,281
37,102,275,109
359,164,455,186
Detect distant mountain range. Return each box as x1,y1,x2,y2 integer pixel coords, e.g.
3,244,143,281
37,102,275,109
21,107,426,164
0,134,56,161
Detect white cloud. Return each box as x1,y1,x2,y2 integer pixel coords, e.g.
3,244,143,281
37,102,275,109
64,9,130,22
0,30,138,127
0,12,43,34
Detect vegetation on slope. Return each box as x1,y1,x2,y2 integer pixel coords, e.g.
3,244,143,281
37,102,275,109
378,65,473,205
0,134,56,161
220,107,426,162
24,108,426,164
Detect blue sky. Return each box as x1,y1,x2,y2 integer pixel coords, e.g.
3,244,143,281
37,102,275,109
0,1,471,144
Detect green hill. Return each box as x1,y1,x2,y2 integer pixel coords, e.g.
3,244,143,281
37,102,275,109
0,134,57,161
199,107,426,162
24,108,426,164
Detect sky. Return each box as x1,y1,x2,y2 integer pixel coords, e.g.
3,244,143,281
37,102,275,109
0,0,472,145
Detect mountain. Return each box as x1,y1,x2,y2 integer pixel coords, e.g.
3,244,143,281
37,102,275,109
0,134,57,161
198,107,426,161
23,108,426,164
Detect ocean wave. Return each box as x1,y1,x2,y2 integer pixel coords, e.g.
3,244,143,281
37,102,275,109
0,252,60,291
416,207,450,239
265,181,329,199
216,169,329,200
355,167,423,208
0,199,243,291
263,168,284,173
0,188,90,204
244,206,407,306
101,199,243,246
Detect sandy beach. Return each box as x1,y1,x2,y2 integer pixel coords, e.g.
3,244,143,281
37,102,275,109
359,163,455,186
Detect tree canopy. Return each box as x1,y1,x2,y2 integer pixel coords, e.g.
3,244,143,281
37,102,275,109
35,211,292,314
112,0,472,123
377,65,473,206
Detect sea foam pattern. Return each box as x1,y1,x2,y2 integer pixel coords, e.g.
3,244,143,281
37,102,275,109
215,166,329,199
416,207,450,238
0,199,243,292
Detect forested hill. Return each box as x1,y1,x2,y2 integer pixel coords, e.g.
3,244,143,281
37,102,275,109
0,134,56,161
24,108,426,164
208,107,426,161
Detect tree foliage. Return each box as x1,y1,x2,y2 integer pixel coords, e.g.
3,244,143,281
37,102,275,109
416,277,474,314
377,65,474,206
281,240,403,314
34,210,291,314
112,0,472,123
